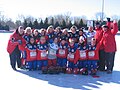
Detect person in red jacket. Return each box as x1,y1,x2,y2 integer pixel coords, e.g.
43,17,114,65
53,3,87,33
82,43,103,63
57,37,68,73
94,22,105,71
88,38,100,75
37,36,48,71
66,39,78,74
75,36,88,75
25,37,37,70
101,20,118,74
7,26,24,70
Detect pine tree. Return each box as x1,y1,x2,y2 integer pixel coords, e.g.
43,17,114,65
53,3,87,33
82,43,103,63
44,17,49,29
4,25,9,31
28,21,33,28
23,19,28,29
54,21,59,28
67,20,73,29
0,23,2,30
61,19,66,29
79,19,84,28
118,19,120,31
49,17,54,26
73,21,78,28
39,20,44,29
33,19,39,29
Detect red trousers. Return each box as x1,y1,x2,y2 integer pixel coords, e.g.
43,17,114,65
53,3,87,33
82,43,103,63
48,59,56,67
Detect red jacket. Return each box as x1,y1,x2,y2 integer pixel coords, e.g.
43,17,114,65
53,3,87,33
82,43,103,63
18,36,26,51
7,31,23,54
87,44,100,60
100,22,118,52
94,27,103,50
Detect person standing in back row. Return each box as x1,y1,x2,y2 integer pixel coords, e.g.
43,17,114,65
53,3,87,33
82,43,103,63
7,26,24,70
100,19,118,74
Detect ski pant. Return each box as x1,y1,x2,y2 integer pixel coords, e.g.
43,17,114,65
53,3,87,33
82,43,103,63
57,58,67,67
104,52,115,71
77,60,88,69
48,59,56,67
9,46,21,69
25,60,37,70
87,60,98,71
98,50,105,71
37,60,48,70
67,61,77,69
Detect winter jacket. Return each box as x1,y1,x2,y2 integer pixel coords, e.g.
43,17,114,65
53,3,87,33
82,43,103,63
100,22,118,52
7,30,23,54
94,27,104,50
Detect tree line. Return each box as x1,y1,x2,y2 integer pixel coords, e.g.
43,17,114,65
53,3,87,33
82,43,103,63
0,12,120,31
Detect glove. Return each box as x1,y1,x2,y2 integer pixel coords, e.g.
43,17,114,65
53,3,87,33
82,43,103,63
107,18,110,22
18,40,22,45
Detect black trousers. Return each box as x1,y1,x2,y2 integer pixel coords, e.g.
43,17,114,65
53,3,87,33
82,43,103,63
98,50,105,71
9,46,21,69
104,52,115,71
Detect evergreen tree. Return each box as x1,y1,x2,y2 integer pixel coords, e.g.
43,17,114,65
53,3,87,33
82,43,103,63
49,17,54,26
118,19,120,31
33,19,39,29
4,25,9,31
44,17,49,29
61,19,66,29
39,19,44,29
0,23,2,30
28,21,33,28
78,19,84,28
54,21,59,28
23,19,28,29
67,20,73,29
73,21,78,28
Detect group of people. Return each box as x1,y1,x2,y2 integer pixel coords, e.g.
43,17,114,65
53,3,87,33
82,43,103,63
7,18,118,75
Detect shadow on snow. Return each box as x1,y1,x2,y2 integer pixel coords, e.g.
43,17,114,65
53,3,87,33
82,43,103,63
16,70,120,90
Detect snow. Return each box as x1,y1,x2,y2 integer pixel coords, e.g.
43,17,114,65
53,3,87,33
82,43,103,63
0,33,120,90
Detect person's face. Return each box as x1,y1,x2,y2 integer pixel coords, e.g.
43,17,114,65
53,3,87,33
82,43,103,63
26,29,31,35
95,24,100,28
30,38,35,44
79,39,84,44
34,31,38,36
55,28,59,33
70,41,74,46
18,28,24,35
71,28,76,33
79,31,83,35
49,28,53,33
61,40,66,45
88,26,93,32
63,30,67,35
54,38,58,44
41,30,45,35
40,37,46,43
102,27,108,32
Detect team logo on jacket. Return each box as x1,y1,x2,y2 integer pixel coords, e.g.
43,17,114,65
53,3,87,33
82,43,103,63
40,46,43,49
30,51,36,57
44,45,47,48
63,46,66,49
59,49,65,55
49,49,56,55
80,51,86,58
88,51,95,57
29,46,32,49
71,49,74,52
68,53,74,60
41,50,47,57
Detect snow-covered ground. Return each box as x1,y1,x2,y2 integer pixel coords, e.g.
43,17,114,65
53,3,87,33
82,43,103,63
0,33,120,90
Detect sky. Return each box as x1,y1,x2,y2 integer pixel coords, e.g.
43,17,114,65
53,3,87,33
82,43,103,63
0,0,120,21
